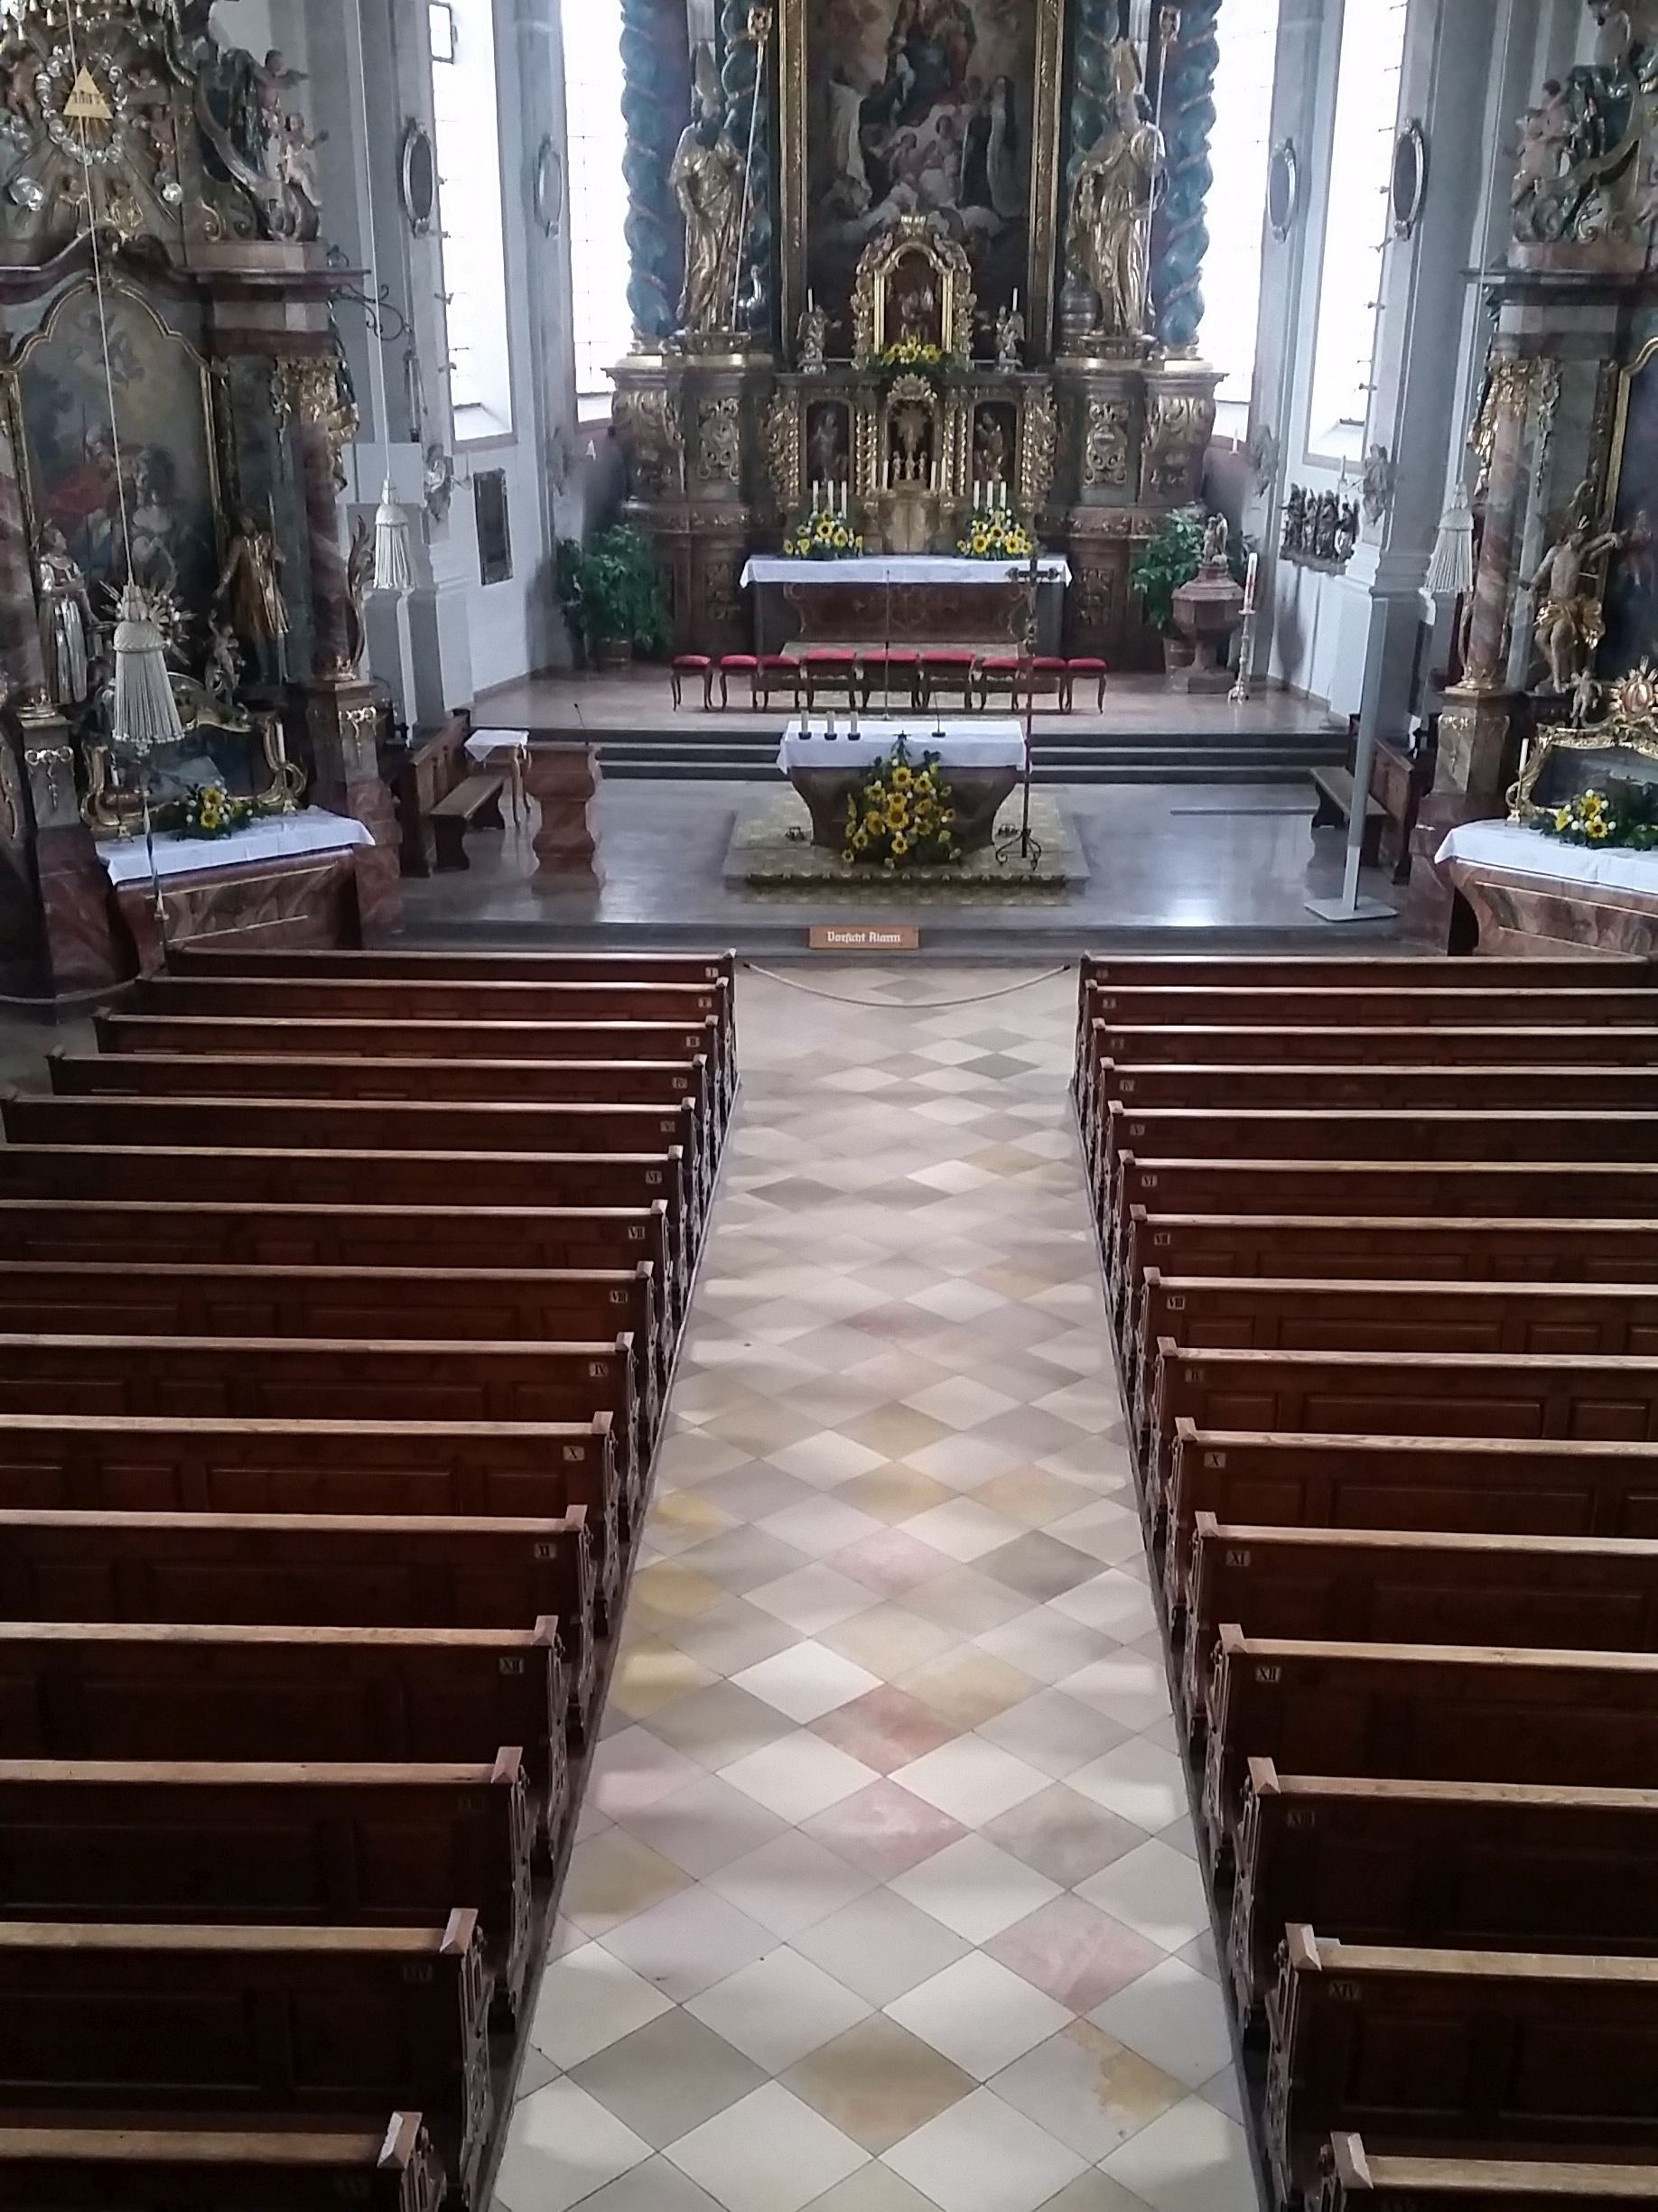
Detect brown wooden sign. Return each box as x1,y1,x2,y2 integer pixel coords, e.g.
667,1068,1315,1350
808,925,920,953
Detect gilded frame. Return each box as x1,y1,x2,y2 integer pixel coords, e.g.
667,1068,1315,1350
778,0,1066,362
1508,661,1658,822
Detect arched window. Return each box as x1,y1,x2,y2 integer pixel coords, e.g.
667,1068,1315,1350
1203,0,1284,436
431,0,516,441
562,0,632,413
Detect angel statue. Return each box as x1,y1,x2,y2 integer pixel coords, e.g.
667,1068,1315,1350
34,523,95,708
671,48,747,342
1066,40,1165,341
796,295,829,374
994,300,1025,370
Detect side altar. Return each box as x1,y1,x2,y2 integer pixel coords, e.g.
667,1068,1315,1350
610,2,1223,668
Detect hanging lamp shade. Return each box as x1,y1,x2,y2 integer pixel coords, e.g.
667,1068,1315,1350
373,476,414,594
1426,482,1476,599
112,582,184,756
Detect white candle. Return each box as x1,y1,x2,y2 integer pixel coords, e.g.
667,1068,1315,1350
1244,552,1259,614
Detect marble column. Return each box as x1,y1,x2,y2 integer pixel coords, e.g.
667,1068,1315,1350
1462,358,1533,689
1151,0,1221,354
622,0,693,344
277,354,358,679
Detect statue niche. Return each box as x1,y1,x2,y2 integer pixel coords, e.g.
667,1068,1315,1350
851,214,974,363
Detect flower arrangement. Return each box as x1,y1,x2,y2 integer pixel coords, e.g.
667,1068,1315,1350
871,339,959,386
1532,785,1658,850
842,738,963,870
180,783,254,839
784,508,864,561
958,507,1035,562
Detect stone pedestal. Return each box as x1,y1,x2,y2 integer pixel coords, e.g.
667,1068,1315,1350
304,679,402,935
19,710,121,995
1171,562,1244,693
1435,683,1524,804
526,743,603,888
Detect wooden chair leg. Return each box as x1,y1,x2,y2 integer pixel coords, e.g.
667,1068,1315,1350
671,672,684,709
1097,674,1108,711
714,668,726,710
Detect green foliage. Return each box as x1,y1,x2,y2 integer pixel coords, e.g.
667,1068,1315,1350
559,525,670,656
1533,785,1658,850
1130,510,1206,636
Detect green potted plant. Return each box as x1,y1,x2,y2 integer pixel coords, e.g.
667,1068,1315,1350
568,525,669,669
1131,510,1206,674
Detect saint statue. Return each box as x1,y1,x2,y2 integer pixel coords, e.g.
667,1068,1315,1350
214,514,288,686
1202,513,1229,570
34,523,94,708
796,296,829,374
204,616,243,711
1066,41,1164,341
671,50,747,341
1529,489,1625,694
994,300,1024,369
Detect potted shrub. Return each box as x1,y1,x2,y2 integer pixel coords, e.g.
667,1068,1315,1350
1131,511,1205,674
567,525,669,670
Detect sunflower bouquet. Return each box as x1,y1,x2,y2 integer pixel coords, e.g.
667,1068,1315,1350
784,508,864,561
958,507,1035,562
842,739,964,870
180,782,254,839
1532,785,1658,850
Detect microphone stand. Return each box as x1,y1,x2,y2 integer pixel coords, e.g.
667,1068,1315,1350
994,547,1041,869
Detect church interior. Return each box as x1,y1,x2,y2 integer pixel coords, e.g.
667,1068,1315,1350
3,2,1658,2211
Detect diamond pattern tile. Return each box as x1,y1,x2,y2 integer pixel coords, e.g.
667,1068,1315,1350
498,967,1234,2212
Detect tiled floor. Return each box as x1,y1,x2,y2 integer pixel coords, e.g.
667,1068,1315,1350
494,966,1255,2212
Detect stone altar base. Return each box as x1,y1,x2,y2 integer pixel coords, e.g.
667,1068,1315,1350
787,765,1018,854
726,788,1084,896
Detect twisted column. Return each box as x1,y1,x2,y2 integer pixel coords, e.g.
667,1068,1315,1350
1151,0,1221,355
621,0,690,345
722,0,773,341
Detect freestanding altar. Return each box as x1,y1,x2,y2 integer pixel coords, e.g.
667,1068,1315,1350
610,0,1223,669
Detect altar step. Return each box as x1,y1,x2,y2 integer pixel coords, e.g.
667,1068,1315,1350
591,724,1347,785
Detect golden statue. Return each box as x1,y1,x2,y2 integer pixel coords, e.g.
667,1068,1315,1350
1528,491,1625,695
671,47,747,340
1067,40,1164,341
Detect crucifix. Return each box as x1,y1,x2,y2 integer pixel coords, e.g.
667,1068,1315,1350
996,548,1043,870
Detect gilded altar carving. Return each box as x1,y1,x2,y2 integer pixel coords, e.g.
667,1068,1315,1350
614,386,686,500
703,549,744,632
851,216,975,363
1142,392,1212,499
1020,383,1057,517
696,397,742,486
1510,656,1658,818
763,391,802,513
271,354,359,490
1082,397,1132,488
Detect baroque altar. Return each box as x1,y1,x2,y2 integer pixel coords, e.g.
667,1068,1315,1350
610,0,1224,667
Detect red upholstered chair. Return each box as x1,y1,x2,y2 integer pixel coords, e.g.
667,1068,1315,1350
859,648,921,711
802,647,861,711
670,654,714,710
717,653,760,710
1064,656,1109,712
920,650,979,712
977,655,1027,713
755,654,802,710
1030,655,1069,711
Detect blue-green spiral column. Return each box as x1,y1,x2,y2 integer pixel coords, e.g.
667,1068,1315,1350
1061,0,1120,284
1151,0,1221,354
721,0,774,342
620,0,691,345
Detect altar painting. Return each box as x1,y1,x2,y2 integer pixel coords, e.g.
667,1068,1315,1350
13,283,219,620
1602,339,1658,682
795,0,1063,342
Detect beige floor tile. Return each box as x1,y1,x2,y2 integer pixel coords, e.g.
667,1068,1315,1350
646,1678,799,1771
798,1777,969,1881
821,1600,960,1678
893,1736,1051,1826
720,1728,883,1824
990,2021,1184,2161
793,1885,972,2008
1100,2096,1255,2212
493,2079,651,2212
785,2013,976,2153
705,1827,876,1939
688,1946,872,2072
667,2082,870,2212
562,1827,693,1935
890,1833,1061,1945
609,1639,720,1721
881,2085,1088,2212
896,1648,1038,1732
1088,1958,1236,2089
571,2009,768,2149
527,1939,673,2071
836,1462,955,1524
985,1894,1164,2014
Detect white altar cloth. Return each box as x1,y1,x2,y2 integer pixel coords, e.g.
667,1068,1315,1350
97,807,374,888
466,728,531,762
742,555,1071,590
1437,816,1658,897
778,718,1025,774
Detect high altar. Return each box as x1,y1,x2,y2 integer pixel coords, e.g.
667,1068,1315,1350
610,0,1224,665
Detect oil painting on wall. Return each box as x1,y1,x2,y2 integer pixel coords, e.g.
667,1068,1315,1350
1602,342,1658,683
806,0,1040,338
14,282,219,621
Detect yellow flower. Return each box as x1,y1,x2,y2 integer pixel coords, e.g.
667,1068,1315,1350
1589,821,1610,840
891,767,913,790
892,833,908,856
842,847,855,863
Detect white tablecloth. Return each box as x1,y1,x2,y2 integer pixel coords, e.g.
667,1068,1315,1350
97,807,374,888
466,728,531,761
742,555,1071,590
1437,816,1658,897
778,718,1026,774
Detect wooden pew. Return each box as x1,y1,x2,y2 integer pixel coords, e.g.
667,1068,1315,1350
0,1914,491,2206
1180,1517,1658,1733
1164,1426,1658,1618
1094,1057,1658,1114
1202,1630,1658,1869
1317,2136,1658,2212
1229,1763,1658,2021
1265,1929,1658,2206
0,1619,567,1846
0,1752,534,2021
0,2114,446,2212
0,1256,669,1409
2,1093,712,1229
0,1197,683,1324
1134,1276,1658,1438
0,1508,594,1741
1147,1343,1658,1534
0,1147,694,1290
1079,981,1658,1030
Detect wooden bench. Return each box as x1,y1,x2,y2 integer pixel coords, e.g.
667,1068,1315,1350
1229,1764,1658,2022
429,771,508,872
1079,981,1658,1032
1266,1929,1658,2204
1164,1427,1658,1619
1202,1630,1658,1870
1317,2136,1658,2212
0,1412,618,1648
1180,1517,1658,1734
0,2114,446,2212
0,1197,683,1324
0,1914,490,2205
1147,1343,1658,1534
1310,765,1388,867
0,1752,534,2022
0,1619,567,1847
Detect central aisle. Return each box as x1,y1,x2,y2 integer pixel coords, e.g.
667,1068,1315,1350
498,967,1253,2212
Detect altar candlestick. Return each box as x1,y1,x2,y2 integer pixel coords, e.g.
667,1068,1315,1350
1244,553,1259,614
